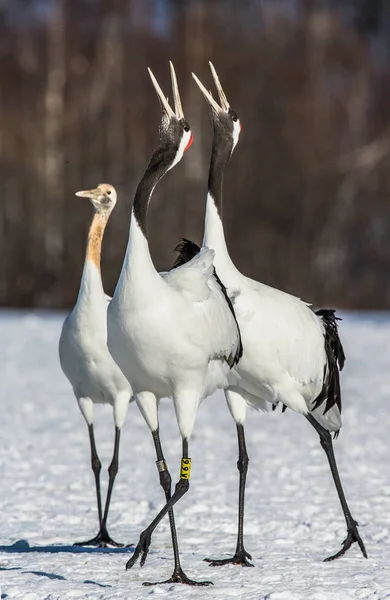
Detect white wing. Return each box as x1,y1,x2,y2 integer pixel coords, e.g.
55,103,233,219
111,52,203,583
162,247,215,302
231,277,326,406
163,247,241,367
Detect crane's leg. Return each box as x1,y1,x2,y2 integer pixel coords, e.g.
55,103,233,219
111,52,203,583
98,427,124,546
126,437,213,586
205,424,253,567
306,414,367,561
74,425,123,548
150,428,184,580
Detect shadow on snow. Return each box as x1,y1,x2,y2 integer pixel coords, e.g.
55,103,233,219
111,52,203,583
0,559,116,589
0,539,134,554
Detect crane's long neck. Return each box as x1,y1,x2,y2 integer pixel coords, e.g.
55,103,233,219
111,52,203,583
117,146,174,297
203,130,235,276
77,211,109,306
86,212,109,271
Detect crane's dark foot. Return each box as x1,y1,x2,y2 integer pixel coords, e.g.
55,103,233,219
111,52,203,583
324,522,367,561
142,566,213,587
204,549,254,567
126,529,152,569
74,528,124,548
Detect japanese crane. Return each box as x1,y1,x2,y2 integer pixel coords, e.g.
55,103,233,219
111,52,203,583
183,62,367,567
59,184,133,548
107,63,241,585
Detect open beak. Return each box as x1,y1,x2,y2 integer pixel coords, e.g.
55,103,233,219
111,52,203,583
148,62,185,120
209,62,230,111
192,62,230,114
192,72,221,114
75,188,99,199
169,61,184,119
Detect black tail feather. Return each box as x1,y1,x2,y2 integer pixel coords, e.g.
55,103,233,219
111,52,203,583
172,238,243,365
312,309,345,414
315,309,345,372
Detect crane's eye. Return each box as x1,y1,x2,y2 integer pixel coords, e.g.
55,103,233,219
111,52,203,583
184,125,190,132
232,116,238,122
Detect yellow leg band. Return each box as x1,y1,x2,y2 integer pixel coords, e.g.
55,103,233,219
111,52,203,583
180,457,191,480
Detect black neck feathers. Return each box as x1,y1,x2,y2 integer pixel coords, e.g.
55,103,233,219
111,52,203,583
208,124,233,218
133,144,176,237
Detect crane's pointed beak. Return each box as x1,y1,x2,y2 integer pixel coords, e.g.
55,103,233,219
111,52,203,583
75,188,99,199
192,72,222,114
169,61,184,120
209,62,230,112
148,67,175,119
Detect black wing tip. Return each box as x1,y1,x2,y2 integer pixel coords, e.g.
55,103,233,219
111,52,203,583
172,238,201,268
232,336,243,366
211,269,243,366
271,402,288,414
173,237,201,255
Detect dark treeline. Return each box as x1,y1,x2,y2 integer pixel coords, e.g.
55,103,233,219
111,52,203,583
2,0,390,309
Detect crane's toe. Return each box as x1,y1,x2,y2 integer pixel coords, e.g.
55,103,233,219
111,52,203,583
126,530,152,570
324,524,367,561
204,549,254,567
74,528,124,548
142,566,213,586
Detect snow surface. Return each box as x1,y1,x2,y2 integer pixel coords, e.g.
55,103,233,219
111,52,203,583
0,310,390,599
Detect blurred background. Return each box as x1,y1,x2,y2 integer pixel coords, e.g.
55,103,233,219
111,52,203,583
2,0,390,309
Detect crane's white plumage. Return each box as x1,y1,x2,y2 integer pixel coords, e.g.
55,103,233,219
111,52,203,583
59,261,131,428
108,219,240,441
191,62,365,566
107,64,240,585
59,186,132,428
107,66,239,444
59,183,132,548
223,259,336,426
199,106,339,430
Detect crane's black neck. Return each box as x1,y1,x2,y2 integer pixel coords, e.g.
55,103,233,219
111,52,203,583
133,144,176,237
207,128,233,218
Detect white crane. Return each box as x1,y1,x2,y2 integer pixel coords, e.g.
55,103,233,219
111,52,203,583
107,63,241,586
181,63,367,566
59,184,133,548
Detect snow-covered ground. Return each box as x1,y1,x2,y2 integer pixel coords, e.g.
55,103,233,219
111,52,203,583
0,311,389,599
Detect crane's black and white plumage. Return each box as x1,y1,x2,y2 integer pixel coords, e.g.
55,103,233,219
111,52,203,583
107,63,241,586
59,184,133,547
185,63,367,566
